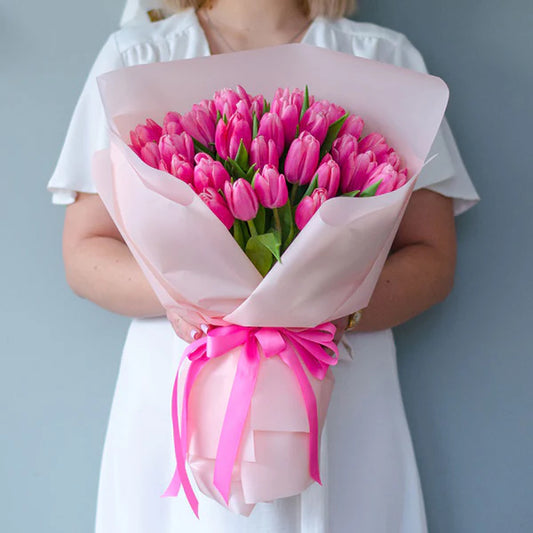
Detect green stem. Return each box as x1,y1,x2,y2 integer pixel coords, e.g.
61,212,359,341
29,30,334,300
273,208,282,238
290,182,299,205
247,218,258,237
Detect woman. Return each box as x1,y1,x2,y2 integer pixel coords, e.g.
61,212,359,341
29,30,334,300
48,0,479,531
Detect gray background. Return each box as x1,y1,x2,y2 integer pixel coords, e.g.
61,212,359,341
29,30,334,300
1,0,532,531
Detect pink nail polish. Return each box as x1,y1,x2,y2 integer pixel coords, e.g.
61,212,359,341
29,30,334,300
191,329,201,340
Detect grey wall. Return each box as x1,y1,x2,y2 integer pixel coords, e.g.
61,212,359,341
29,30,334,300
2,1,531,532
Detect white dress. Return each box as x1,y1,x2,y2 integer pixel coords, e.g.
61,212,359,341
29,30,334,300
48,8,479,533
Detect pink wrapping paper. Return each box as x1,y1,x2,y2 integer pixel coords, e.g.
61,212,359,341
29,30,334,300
92,44,449,515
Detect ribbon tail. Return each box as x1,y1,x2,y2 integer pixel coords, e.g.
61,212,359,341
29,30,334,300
281,346,322,485
162,352,200,518
213,339,260,504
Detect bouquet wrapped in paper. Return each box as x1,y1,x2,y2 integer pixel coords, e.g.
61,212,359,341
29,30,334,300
92,44,448,517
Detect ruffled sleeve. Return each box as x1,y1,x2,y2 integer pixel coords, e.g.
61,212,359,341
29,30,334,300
47,34,124,205
394,36,480,215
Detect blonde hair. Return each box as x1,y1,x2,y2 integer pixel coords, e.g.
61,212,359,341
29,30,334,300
164,0,357,19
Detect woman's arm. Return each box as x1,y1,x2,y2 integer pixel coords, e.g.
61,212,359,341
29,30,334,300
348,188,457,333
63,189,456,341
62,192,165,317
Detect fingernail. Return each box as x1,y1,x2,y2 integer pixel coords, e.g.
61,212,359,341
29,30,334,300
200,323,209,334
191,329,201,340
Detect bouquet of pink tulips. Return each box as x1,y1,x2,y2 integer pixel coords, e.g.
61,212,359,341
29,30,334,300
93,44,448,517
129,85,409,275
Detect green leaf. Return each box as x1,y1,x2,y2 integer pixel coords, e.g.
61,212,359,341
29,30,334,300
232,219,246,250
256,232,282,263
342,190,360,197
360,180,381,197
235,139,249,171
320,112,349,158
245,236,273,277
299,85,310,121
302,173,319,198
216,110,222,123
192,138,214,156
277,201,295,250
225,158,247,180
247,163,258,183
252,112,259,139
263,99,270,114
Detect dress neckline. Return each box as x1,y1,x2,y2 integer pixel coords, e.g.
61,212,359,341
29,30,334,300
185,7,322,57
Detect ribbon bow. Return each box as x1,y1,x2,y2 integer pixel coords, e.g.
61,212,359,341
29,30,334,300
162,323,339,517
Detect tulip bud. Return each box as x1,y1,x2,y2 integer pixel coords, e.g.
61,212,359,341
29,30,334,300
140,142,161,168
284,132,320,185
257,112,285,156
377,148,401,170
215,112,252,160
271,99,299,144
295,188,328,230
169,154,194,184
163,112,184,135
396,168,408,188
200,187,234,230
249,136,279,170
193,153,230,192
339,114,364,139
358,133,390,159
179,105,216,146
308,100,346,125
316,154,341,198
130,118,162,149
363,163,398,195
224,178,259,221
339,150,377,193
332,134,359,167
158,133,195,166
253,165,288,208
299,108,329,144
214,88,241,118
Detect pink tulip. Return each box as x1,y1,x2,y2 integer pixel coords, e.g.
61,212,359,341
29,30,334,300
250,95,265,120
200,187,234,230
271,98,299,144
284,132,320,185
224,179,259,221
179,105,216,146
331,134,359,167
197,99,218,122
130,118,162,150
295,188,328,230
299,108,329,144
273,87,314,117
316,154,341,198
363,163,398,195
236,99,253,125
169,154,194,184
339,114,364,139
215,112,252,160
236,85,252,107
257,112,285,156
249,136,279,170
214,88,241,118
253,165,288,208
162,112,184,135
339,150,378,193
377,148,401,170
358,132,390,159
158,133,194,166
140,142,160,168
396,168,409,188
308,100,346,125
193,153,230,192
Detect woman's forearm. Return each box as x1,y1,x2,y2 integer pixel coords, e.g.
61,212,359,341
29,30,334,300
64,235,165,318
354,242,455,333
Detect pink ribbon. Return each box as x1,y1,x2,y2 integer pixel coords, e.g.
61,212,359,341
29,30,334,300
161,323,339,517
